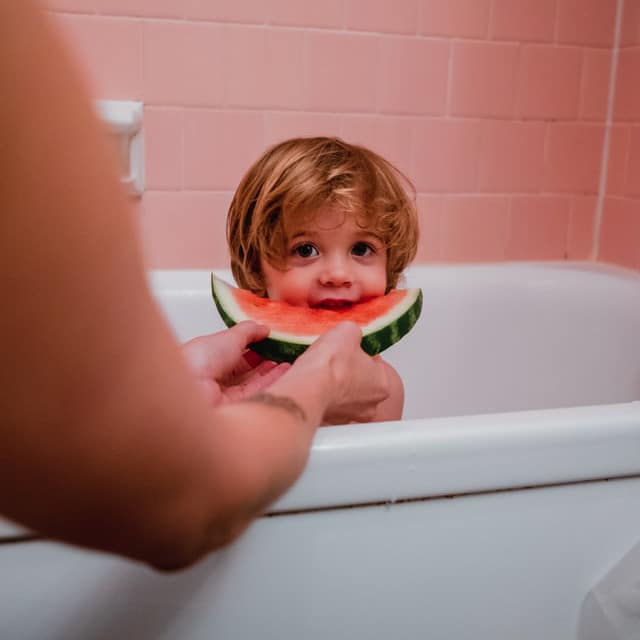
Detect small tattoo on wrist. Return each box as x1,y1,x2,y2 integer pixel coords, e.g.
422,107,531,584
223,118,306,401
246,393,308,424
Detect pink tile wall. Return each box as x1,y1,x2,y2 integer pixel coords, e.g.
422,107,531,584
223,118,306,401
599,0,640,270
46,0,622,269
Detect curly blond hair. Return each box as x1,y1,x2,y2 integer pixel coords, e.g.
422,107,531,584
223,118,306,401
227,137,419,296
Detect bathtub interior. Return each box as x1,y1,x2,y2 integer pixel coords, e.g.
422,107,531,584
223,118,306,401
150,262,640,420
2,261,638,536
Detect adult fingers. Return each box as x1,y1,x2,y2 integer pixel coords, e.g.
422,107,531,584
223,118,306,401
235,358,282,380
242,348,268,370
324,321,362,342
223,362,291,402
227,320,270,347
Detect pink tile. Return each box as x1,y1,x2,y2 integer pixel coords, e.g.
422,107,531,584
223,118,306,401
624,127,640,197
450,42,519,117
506,196,570,259
183,0,268,23
144,108,183,190
515,45,582,120
439,196,510,262
606,125,631,196
613,48,640,122
183,110,266,190
411,119,482,192
567,196,596,259
378,38,449,115
142,21,226,107
543,123,605,193
478,121,546,192
269,0,344,28
346,0,419,34
140,192,232,269
94,0,183,18
556,0,617,47
598,197,640,269
45,0,94,12
339,116,378,150
490,0,556,42
620,0,640,47
415,195,443,262
306,32,379,112
366,119,416,182
580,49,612,120
420,0,491,38
53,14,142,99
265,113,344,146
225,26,306,109
340,116,415,180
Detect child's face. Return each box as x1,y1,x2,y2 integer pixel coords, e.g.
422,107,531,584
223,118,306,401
261,206,387,308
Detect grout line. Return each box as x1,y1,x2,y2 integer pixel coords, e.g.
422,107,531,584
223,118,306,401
512,42,523,119
567,196,576,259
180,110,185,191
444,40,454,117
620,125,632,190
46,11,618,48
140,103,614,122
504,195,514,259
542,120,551,185
591,0,625,260
577,49,587,120
374,36,382,114
262,111,268,152
141,187,640,200
486,0,494,39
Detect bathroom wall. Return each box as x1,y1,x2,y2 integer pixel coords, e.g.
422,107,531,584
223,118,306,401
46,0,622,270
600,0,640,270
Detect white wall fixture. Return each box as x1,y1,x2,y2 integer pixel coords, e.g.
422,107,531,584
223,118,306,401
96,99,144,197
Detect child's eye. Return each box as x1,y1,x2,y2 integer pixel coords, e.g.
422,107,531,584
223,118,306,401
351,242,375,257
293,243,319,259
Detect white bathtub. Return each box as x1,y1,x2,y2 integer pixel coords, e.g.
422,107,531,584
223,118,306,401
1,262,640,639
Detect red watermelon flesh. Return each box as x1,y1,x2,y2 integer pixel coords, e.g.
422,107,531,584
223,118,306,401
211,274,423,362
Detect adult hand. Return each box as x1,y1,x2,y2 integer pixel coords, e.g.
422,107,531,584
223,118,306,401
182,321,290,406
296,321,390,424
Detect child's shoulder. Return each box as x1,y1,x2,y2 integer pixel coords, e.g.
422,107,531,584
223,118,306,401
374,357,404,422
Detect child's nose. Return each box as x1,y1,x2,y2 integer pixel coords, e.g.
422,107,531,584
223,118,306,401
319,256,352,287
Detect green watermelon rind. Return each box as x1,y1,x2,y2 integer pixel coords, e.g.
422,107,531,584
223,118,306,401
210,273,422,364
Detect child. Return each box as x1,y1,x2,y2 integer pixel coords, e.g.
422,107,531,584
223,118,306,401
226,136,419,423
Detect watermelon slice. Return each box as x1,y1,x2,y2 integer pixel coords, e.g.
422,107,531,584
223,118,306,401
210,274,423,363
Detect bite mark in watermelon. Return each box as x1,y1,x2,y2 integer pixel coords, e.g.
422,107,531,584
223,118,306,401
210,274,423,363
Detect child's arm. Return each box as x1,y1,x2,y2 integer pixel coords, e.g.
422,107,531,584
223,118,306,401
370,359,404,422
321,359,403,426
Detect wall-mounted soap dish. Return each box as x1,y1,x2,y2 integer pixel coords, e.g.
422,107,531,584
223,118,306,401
96,99,144,197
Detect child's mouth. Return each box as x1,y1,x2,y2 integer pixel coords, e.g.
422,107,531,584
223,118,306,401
312,299,355,310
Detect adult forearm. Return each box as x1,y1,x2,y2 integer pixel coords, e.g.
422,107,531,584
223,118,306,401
0,309,332,570
102,355,336,569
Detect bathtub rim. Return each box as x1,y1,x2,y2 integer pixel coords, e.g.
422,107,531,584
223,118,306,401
1,400,638,538
269,400,640,513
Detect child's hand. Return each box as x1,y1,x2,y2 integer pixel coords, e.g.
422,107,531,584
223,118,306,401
182,321,290,406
